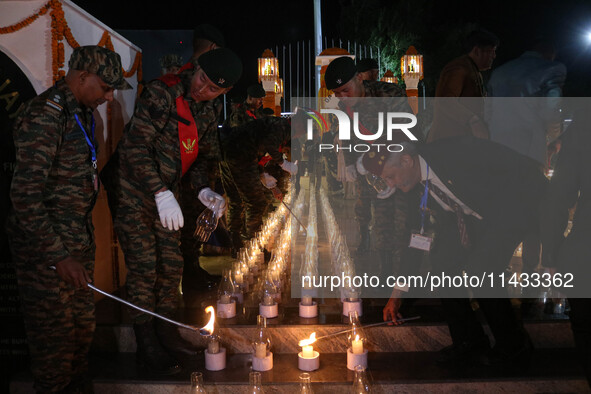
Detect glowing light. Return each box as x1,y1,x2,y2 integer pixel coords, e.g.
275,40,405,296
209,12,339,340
298,332,317,347
201,306,216,335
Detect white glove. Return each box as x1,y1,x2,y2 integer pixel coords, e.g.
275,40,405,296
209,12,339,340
376,186,396,199
154,190,184,231
260,172,278,189
198,187,226,218
280,160,298,175
356,154,368,175
345,164,358,182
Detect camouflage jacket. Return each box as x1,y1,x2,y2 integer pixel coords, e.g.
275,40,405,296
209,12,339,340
224,102,264,128
338,80,412,166
222,117,290,166
6,79,98,266
102,65,222,204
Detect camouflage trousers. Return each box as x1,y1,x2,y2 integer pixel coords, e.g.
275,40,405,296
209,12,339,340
109,196,183,324
179,177,206,273
10,239,95,393
220,160,268,249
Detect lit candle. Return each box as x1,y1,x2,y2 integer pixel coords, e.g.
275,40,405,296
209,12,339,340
220,294,231,304
302,345,314,359
302,296,313,306
235,272,243,284
255,343,267,358
208,338,220,354
352,335,363,355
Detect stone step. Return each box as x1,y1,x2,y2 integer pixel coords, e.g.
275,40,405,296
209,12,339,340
10,350,589,393
93,318,574,355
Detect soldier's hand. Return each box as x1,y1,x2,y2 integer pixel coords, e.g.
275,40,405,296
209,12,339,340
383,296,403,325
155,189,184,230
345,164,358,182
55,256,91,289
280,159,298,175
260,172,278,189
198,188,226,218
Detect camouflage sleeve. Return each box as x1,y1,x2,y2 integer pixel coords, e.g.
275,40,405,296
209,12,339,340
263,118,291,163
224,107,247,128
121,81,171,194
188,100,222,193
9,101,70,266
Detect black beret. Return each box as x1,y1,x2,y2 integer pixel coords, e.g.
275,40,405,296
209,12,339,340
356,58,379,72
262,107,275,116
193,24,225,47
198,48,242,88
247,84,266,98
325,56,357,91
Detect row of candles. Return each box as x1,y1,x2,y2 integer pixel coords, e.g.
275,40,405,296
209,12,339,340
319,188,363,317
201,186,369,375
204,186,305,372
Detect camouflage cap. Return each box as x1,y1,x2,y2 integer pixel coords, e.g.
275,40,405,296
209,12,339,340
193,24,225,47
325,56,357,91
356,58,379,72
246,84,266,98
69,46,132,90
198,48,242,88
160,54,183,69
262,107,275,116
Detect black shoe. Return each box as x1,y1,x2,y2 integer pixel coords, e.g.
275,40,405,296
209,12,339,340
155,319,205,360
134,321,181,376
483,336,534,370
437,337,490,365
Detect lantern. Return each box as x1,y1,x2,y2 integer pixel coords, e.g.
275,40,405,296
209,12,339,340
381,69,398,84
258,49,278,90
401,46,423,114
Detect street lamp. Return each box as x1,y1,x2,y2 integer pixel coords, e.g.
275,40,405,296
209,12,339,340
258,49,279,115
380,69,398,84
401,46,423,114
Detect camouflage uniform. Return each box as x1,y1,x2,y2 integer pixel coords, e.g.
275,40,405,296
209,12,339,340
6,79,97,392
223,101,264,128
220,100,263,247
179,98,223,279
101,65,221,323
341,81,418,274
220,117,292,248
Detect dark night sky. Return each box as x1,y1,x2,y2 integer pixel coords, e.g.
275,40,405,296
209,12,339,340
71,0,591,97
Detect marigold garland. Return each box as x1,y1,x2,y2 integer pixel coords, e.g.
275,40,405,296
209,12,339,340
0,0,142,89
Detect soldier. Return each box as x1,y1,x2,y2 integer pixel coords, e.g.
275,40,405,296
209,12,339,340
356,58,379,82
220,116,300,251
6,46,131,393
224,83,266,128
179,24,226,291
159,53,183,76
101,48,242,375
324,56,419,279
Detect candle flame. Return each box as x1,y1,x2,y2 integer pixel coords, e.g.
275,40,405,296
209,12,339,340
201,306,215,335
298,332,316,347
355,334,360,341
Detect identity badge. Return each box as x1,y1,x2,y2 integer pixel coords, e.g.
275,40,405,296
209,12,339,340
409,232,433,251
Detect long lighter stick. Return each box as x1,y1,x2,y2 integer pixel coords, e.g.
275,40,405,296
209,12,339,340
281,199,307,231
313,316,421,341
87,283,206,333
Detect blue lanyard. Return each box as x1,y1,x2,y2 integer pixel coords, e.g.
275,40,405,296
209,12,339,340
419,165,430,234
74,113,97,169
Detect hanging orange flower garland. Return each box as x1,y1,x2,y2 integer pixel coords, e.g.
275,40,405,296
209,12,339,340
0,1,51,34
0,0,142,88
